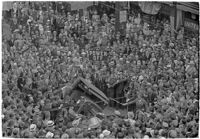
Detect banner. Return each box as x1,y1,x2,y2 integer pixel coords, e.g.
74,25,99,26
139,2,161,15
87,49,109,61
184,20,199,31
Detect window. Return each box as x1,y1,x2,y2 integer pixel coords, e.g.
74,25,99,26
184,11,199,23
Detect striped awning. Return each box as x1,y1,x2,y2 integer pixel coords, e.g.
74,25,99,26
180,2,199,10
177,2,199,15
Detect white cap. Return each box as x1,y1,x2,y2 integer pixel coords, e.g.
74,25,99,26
138,75,144,82
61,133,69,138
102,129,111,136
99,133,104,138
143,135,149,139
46,131,54,138
166,64,171,68
114,110,121,116
151,58,156,62
30,124,37,132
159,137,166,139
47,120,54,127
68,51,72,56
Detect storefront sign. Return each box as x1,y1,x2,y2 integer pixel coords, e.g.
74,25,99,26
119,10,127,23
87,50,109,61
184,20,199,31
160,4,175,16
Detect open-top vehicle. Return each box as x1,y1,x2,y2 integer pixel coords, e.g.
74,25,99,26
64,77,109,116
49,77,130,117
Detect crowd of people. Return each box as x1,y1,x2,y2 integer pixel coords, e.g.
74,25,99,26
2,1,199,138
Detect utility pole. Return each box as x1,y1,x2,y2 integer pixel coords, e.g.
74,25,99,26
115,2,120,33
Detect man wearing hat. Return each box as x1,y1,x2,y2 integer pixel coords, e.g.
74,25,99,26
17,72,26,92
29,124,37,137
169,130,177,138
61,133,69,139
11,127,20,138
124,92,148,113
102,129,111,138
46,120,55,132
46,131,54,138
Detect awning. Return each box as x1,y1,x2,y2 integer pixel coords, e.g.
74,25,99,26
177,3,199,15
69,2,93,10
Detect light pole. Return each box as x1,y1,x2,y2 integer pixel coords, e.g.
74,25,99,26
115,2,120,33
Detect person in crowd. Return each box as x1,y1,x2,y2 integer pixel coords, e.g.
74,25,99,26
2,1,199,138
